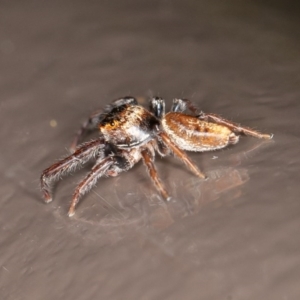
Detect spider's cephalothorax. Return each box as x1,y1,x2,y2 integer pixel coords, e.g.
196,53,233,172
41,96,272,216
100,100,160,148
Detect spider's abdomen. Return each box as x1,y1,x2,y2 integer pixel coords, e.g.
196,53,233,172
162,112,238,151
100,104,160,148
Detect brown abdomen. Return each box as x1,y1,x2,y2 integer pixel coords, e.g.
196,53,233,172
162,112,238,151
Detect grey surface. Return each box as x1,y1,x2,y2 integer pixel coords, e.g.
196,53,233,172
1,1,300,299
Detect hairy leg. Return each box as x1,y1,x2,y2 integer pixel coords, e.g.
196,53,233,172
172,98,272,139
155,138,171,157
68,156,115,217
198,112,273,139
41,138,105,203
141,147,170,200
159,132,206,179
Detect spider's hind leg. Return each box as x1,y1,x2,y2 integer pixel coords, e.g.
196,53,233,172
198,112,273,139
171,98,272,139
159,132,207,179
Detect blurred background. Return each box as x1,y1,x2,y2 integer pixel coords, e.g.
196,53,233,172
1,0,300,299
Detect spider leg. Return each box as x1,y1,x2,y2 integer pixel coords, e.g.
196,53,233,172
159,132,207,179
68,156,115,217
41,138,105,203
70,96,138,151
141,147,170,200
70,109,106,152
172,98,272,139
155,138,171,157
198,112,273,139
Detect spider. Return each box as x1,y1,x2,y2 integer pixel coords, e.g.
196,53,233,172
41,96,273,217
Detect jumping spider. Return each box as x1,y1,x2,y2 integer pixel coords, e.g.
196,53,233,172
41,96,273,217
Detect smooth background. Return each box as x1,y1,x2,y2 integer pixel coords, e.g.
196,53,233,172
1,1,299,299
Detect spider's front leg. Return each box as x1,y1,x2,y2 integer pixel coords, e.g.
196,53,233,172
68,156,116,217
198,112,273,139
41,138,105,203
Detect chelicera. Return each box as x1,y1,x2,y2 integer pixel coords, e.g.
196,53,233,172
41,96,272,216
